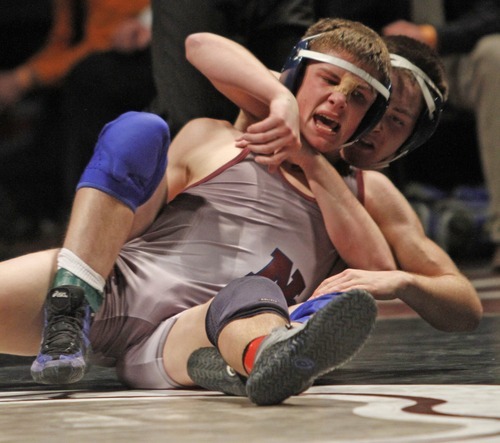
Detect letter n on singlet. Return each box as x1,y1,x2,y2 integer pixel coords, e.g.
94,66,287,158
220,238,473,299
248,248,305,306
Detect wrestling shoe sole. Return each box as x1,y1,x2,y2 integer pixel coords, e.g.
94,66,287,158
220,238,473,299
246,289,377,406
31,355,87,385
188,347,247,396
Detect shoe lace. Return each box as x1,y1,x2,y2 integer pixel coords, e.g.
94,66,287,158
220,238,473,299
42,313,84,355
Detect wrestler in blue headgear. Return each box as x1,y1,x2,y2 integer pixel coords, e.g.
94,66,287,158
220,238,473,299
280,19,392,145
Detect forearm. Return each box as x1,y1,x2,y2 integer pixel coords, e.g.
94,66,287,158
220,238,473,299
185,32,294,119
315,267,482,332
300,154,395,271
360,172,483,331
397,272,482,332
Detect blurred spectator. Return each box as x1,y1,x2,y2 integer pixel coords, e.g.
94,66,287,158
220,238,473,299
150,0,316,137
0,0,150,111
314,0,411,33
382,0,500,270
0,1,52,245
0,0,154,230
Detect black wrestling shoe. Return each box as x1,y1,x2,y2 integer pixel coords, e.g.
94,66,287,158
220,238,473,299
246,289,377,406
187,347,247,396
31,285,91,385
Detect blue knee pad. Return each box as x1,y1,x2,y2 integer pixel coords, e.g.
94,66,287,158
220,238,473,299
290,292,344,323
77,111,170,212
206,276,290,347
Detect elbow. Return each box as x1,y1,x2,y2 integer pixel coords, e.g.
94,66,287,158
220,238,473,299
462,301,484,331
460,293,484,332
185,32,209,64
434,302,483,333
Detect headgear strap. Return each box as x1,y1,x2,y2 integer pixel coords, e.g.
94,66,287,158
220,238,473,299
298,49,391,100
365,53,445,168
389,54,443,118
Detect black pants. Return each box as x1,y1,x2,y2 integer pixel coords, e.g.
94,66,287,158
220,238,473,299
150,0,315,137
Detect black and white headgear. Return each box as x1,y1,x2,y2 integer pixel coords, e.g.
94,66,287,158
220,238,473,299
375,53,445,167
280,34,391,144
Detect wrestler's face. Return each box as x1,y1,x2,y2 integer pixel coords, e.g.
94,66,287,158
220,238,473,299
295,51,378,159
341,69,424,169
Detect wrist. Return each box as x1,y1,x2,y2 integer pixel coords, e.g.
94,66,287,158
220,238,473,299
394,271,415,302
294,145,321,171
270,90,296,109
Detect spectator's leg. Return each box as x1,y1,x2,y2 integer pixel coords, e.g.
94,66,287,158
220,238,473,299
452,35,500,268
150,0,239,137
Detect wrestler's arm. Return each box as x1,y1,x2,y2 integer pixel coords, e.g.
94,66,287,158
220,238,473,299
185,32,301,158
185,33,292,120
314,171,483,331
295,149,396,271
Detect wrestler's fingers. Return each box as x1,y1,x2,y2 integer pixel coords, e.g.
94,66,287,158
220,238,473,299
312,281,357,297
253,150,288,166
312,274,354,295
245,117,279,134
245,136,295,154
237,123,291,144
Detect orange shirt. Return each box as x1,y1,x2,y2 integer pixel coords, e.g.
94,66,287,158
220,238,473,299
25,0,150,86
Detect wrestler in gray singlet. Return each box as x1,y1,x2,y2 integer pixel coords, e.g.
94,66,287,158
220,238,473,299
90,149,362,387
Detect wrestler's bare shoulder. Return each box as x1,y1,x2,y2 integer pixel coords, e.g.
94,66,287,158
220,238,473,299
171,118,240,156
167,118,245,197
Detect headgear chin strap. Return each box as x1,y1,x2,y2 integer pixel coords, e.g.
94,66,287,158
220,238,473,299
280,34,391,143
371,53,445,168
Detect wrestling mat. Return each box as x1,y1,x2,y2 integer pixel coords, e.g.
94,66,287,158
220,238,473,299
0,265,498,442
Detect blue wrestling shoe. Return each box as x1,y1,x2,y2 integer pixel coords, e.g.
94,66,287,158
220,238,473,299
290,292,345,323
31,285,91,385
246,289,377,405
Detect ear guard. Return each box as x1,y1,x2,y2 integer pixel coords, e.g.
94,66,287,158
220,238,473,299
373,54,445,168
390,54,444,156
280,34,391,143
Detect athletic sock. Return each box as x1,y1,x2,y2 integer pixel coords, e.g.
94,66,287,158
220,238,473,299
242,335,267,374
54,248,106,312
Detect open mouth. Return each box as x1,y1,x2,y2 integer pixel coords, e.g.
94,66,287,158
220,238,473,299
356,137,376,150
314,114,340,134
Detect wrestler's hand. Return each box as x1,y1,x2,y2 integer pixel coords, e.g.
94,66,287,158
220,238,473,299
311,269,407,301
235,95,301,172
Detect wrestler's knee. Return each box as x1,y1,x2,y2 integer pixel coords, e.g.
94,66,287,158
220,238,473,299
77,111,171,211
206,276,290,346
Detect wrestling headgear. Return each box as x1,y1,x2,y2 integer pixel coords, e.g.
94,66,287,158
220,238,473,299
280,34,391,143
377,53,445,166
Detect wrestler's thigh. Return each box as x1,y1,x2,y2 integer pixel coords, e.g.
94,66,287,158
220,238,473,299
162,301,213,386
129,168,168,239
0,249,58,355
